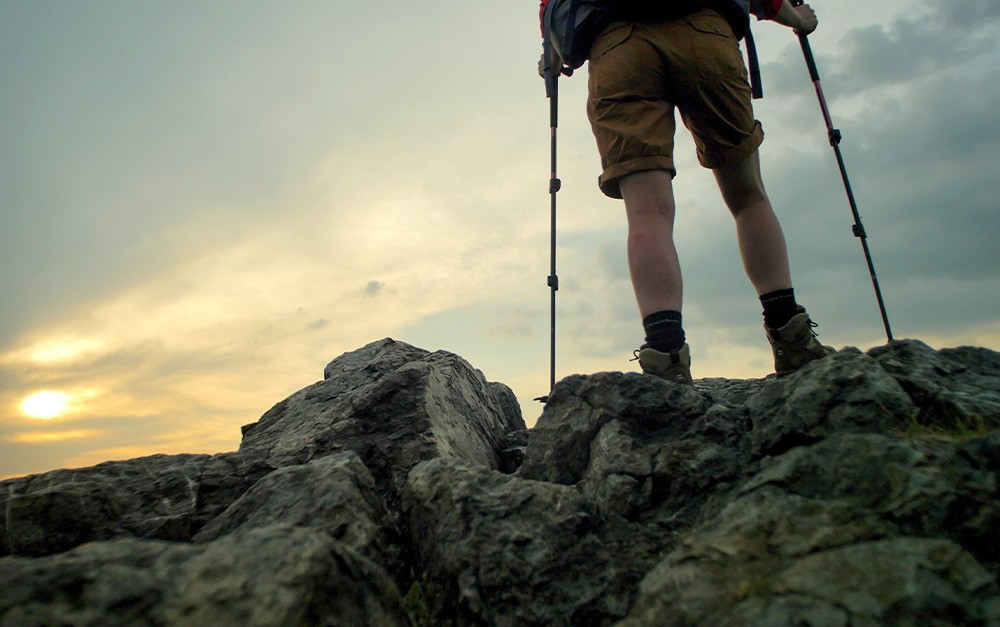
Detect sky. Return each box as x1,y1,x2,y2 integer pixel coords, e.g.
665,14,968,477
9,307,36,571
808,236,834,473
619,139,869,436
2,0,998,479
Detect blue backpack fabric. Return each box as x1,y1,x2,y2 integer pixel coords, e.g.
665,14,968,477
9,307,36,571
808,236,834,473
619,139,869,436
541,0,619,71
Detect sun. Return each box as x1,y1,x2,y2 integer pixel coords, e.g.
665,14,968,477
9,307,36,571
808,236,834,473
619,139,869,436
20,391,71,419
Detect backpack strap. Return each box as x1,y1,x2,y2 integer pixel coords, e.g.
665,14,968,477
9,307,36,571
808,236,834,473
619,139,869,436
744,26,763,99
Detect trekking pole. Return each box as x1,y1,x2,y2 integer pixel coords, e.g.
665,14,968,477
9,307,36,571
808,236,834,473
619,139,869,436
790,0,894,342
536,50,567,402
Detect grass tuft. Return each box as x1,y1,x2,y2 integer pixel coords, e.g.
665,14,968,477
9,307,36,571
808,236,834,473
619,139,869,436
893,403,999,443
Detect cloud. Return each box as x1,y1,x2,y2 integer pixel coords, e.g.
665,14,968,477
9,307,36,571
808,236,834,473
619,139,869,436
8,430,101,444
762,0,1000,99
927,0,1000,30
814,67,1000,290
304,318,330,331
364,281,385,297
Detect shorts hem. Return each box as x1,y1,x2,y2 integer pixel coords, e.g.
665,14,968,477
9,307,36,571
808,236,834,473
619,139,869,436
699,121,764,169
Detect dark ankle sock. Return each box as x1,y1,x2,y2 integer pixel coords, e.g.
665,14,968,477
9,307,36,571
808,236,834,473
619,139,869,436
643,310,685,351
760,288,799,329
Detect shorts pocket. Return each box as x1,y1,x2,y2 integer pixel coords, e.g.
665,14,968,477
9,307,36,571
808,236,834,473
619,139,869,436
589,23,634,61
685,13,734,40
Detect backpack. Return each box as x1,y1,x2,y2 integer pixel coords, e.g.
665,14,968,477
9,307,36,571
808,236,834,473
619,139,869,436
540,0,618,72
539,0,763,98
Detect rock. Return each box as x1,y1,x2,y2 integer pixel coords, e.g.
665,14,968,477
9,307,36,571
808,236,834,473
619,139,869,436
742,431,1000,571
695,376,767,406
239,338,525,506
0,525,410,626
746,349,916,456
518,371,747,525
869,339,1000,429
625,528,999,625
613,341,1000,626
497,428,530,474
403,457,663,626
518,372,711,486
192,451,405,586
0,452,273,557
620,434,1000,624
3,337,1000,626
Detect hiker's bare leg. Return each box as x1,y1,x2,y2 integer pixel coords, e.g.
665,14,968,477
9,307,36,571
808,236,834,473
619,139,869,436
713,151,793,296
619,170,682,317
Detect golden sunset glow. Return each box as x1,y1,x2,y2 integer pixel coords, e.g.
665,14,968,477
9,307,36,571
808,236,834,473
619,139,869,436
20,391,71,419
29,339,101,363
10,430,98,444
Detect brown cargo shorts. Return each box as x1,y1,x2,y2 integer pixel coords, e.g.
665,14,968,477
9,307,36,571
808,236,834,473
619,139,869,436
587,9,764,198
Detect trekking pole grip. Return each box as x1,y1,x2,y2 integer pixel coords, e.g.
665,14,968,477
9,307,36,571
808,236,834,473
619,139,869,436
789,0,820,81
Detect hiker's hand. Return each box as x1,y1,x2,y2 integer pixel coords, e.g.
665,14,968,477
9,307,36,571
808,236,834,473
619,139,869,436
538,44,564,78
776,1,817,35
538,49,560,78
792,3,817,35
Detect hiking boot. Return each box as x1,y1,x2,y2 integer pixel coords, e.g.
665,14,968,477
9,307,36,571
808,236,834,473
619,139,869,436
634,343,693,385
765,307,836,375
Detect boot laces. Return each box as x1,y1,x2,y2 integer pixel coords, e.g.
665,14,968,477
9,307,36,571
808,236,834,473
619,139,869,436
630,344,649,362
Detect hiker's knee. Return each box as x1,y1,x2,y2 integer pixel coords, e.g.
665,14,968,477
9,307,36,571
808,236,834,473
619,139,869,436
621,170,675,219
714,151,769,215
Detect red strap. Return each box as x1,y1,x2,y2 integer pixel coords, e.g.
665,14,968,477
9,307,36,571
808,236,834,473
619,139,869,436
540,0,551,37
761,0,784,19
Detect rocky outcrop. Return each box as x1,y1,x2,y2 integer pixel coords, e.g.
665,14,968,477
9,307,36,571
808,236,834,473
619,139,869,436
3,338,1000,625
1,525,408,626
0,451,273,557
1,339,523,625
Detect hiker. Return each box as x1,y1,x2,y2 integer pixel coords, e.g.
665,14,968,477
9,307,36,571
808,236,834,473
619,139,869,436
541,0,834,383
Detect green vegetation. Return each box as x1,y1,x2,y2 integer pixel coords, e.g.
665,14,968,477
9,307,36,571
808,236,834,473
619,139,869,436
893,404,999,443
403,575,452,627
